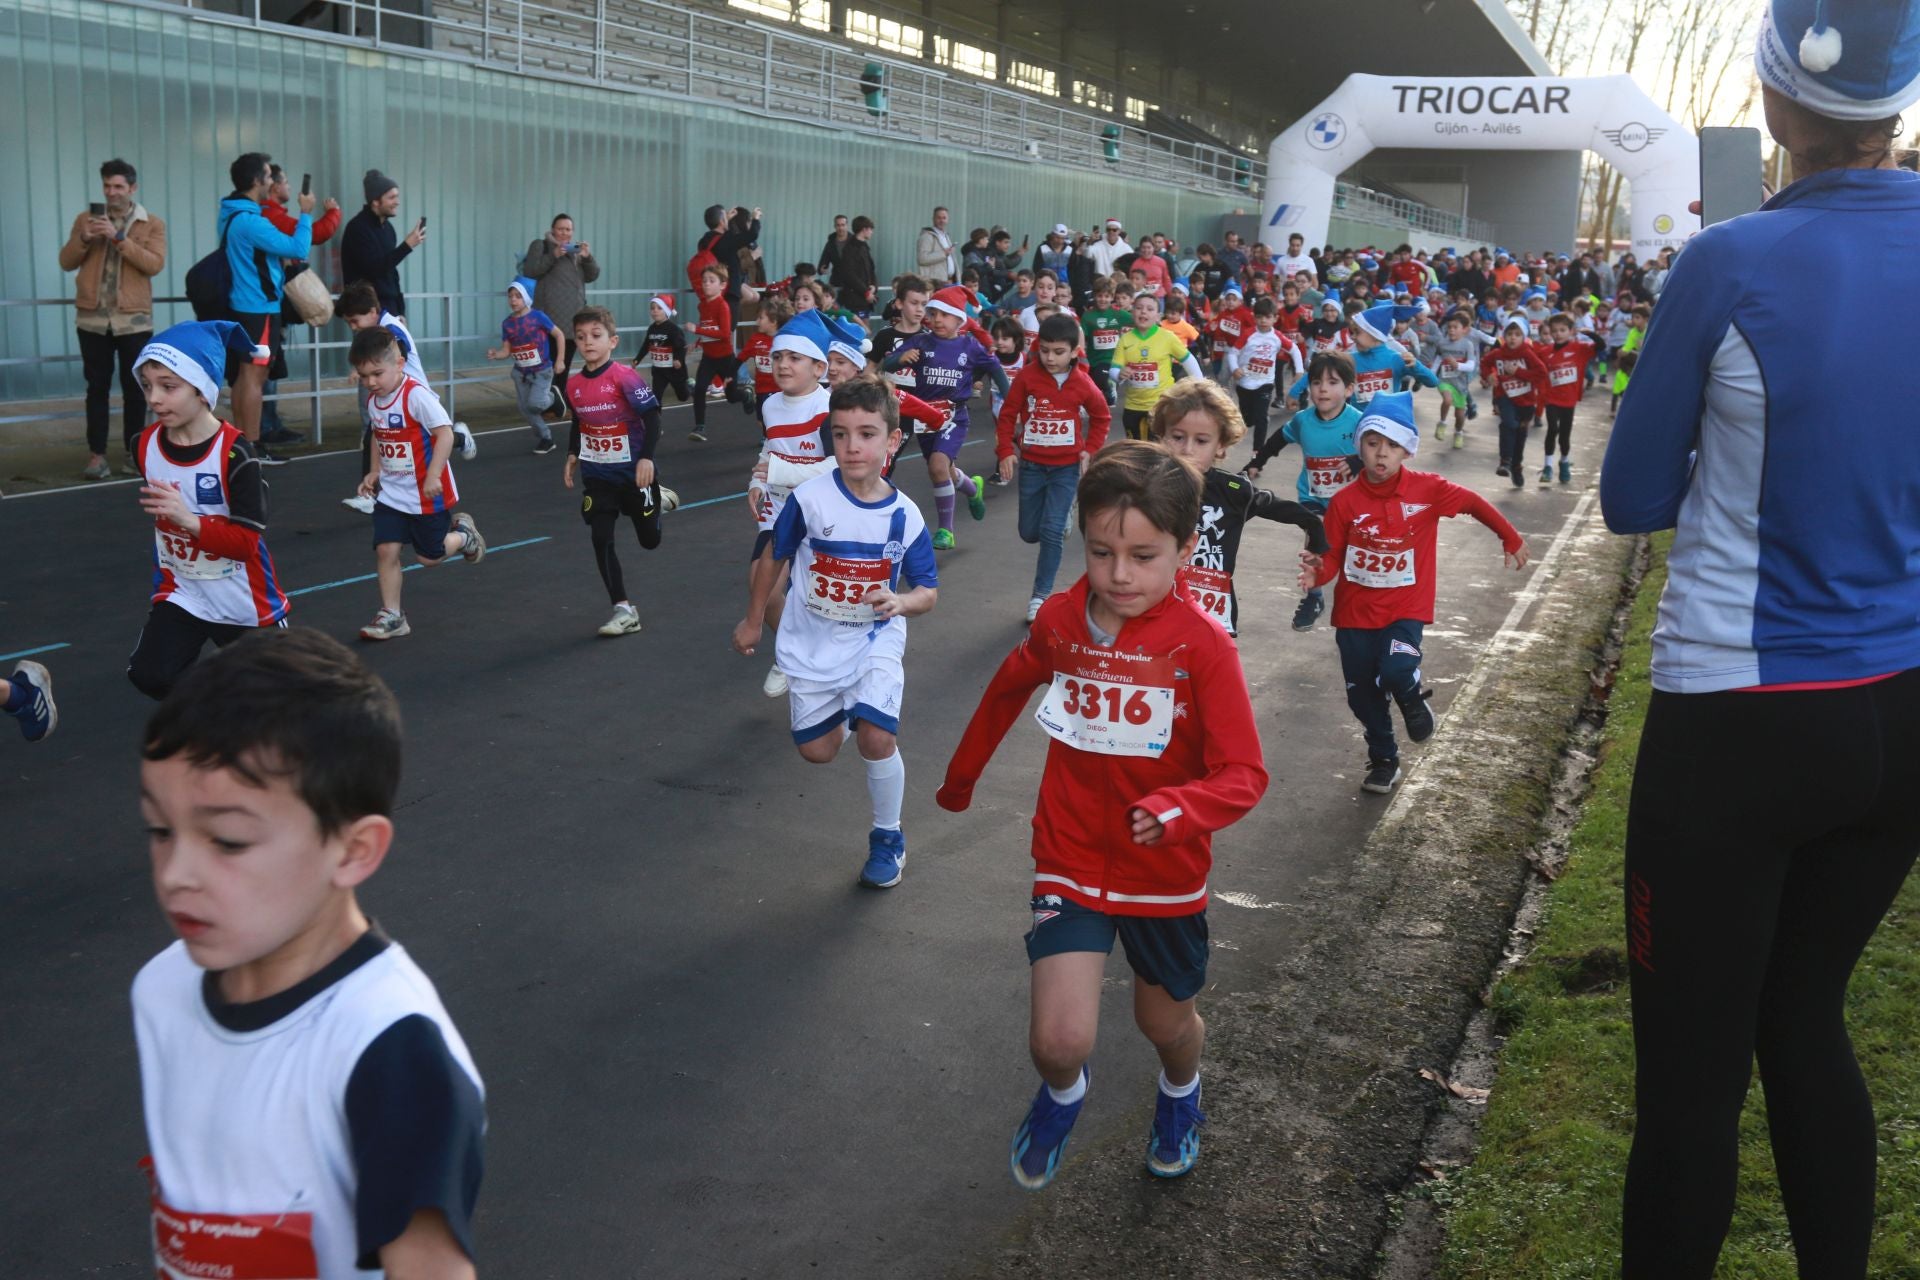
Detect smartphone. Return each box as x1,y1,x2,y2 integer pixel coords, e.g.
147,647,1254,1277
300,172,311,196
1699,126,1764,228
89,202,105,217
418,216,428,230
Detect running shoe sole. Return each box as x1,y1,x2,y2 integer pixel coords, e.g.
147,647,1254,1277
1361,764,1402,794
11,661,56,741
359,615,411,641
598,610,643,636
453,512,485,564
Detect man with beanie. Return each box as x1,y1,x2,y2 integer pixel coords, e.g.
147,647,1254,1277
340,168,423,320
523,213,600,406
1300,390,1527,795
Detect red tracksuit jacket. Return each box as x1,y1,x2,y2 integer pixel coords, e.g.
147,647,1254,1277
693,296,733,357
1530,335,1597,408
994,361,1112,467
936,577,1268,917
1311,467,1524,630
1480,345,1550,409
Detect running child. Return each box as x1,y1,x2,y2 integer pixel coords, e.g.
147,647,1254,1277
996,313,1112,622
936,439,1268,1189
1429,310,1493,447
126,321,291,700
351,327,484,641
1114,290,1202,442
486,276,568,453
563,305,679,637
1205,282,1249,378
1479,318,1550,486
1611,303,1649,414
732,378,939,889
1153,380,1326,638
1299,391,1527,794
739,294,791,420
1300,297,1353,365
1531,313,1598,484
989,315,1027,419
337,284,472,509
870,274,929,378
1245,351,1363,632
1286,302,1437,410
880,286,1006,548
821,322,947,468
134,627,484,1279
1223,297,1303,455
638,293,691,403
688,262,736,443
743,310,837,698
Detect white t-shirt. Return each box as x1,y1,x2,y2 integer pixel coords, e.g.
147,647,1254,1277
1274,253,1316,283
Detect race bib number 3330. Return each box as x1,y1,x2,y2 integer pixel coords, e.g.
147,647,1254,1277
1035,641,1177,757
805,553,890,623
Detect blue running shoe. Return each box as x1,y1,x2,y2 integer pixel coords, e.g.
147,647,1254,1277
1011,1068,1088,1190
860,827,905,889
1146,1081,1205,1177
6,661,56,742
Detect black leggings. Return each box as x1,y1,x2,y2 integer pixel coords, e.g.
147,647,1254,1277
1542,403,1574,458
583,480,662,604
692,353,737,427
129,601,276,700
1623,670,1920,1278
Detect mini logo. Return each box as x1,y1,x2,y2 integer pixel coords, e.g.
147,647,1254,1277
821,524,835,537
1401,502,1430,518
194,473,222,503
1307,112,1345,150
1033,909,1060,926
387,413,403,427
1267,203,1307,228
1601,122,1665,153
1653,213,1675,234
883,539,906,562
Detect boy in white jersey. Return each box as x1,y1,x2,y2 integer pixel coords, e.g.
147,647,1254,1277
731,379,939,889
337,283,473,514
350,328,485,641
1224,297,1303,455
134,627,484,1280
127,320,292,700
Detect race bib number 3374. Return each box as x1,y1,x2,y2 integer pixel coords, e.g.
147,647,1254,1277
1035,641,1177,757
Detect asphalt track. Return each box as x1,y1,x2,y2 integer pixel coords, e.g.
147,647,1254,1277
0,384,1611,1277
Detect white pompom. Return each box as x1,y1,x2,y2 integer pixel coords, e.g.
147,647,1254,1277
1800,23,1843,73
860,337,873,353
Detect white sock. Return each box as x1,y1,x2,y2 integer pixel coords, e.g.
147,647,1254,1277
865,749,905,831
1158,1069,1199,1098
1047,1068,1088,1106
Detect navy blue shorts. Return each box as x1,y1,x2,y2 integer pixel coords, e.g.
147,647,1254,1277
1024,895,1209,1001
372,502,452,560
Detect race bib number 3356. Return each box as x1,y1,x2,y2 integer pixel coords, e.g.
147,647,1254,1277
1035,641,1177,757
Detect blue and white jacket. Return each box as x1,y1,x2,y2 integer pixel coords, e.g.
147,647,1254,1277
1600,168,1920,693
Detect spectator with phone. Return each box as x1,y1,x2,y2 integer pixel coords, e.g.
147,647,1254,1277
58,157,166,481
340,169,423,321
256,163,341,446
217,151,313,464
522,214,600,407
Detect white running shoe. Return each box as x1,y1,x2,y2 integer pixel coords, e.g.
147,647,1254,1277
1026,596,1045,624
762,664,788,698
598,603,642,636
659,486,680,514
342,493,376,514
455,421,477,460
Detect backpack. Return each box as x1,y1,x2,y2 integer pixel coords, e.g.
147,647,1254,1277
686,243,719,295
183,219,234,322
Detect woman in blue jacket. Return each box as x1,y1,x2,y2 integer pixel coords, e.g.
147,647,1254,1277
1600,2,1920,1274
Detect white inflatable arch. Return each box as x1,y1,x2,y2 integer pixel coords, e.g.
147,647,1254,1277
1263,73,1699,258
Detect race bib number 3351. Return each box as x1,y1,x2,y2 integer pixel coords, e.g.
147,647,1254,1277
1035,641,1177,757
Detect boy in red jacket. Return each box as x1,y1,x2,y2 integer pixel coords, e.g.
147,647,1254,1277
1299,392,1528,794
1479,319,1550,488
937,440,1268,1190
1529,313,1598,485
995,313,1113,623
688,264,736,443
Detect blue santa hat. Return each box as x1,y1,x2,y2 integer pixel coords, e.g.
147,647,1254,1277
1357,391,1420,457
1757,0,1920,120
508,276,538,308
771,309,833,364
822,312,872,369
1221,280,1243,297
1524,285,1550,302
136,321,263,408
1353,302,1427,345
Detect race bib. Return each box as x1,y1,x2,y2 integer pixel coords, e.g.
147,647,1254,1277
511,343,542,368
1092,330,1119,351
1355,369,1392,400
805,552,890,623
1246,355,1274,377
1034,642,1176,758
580,429,632,465
1184,564,1233,626
149,1175,317,1280
1501,378,1533,399
155,528,237,581
889,365,917,390
1438,358,1460,377
755,354,773,376
1344,544,1417,589
1549,364,1579,386
649,345,674,368
1022,415,1077,448
1305,454,1349,500
376,436,415,476
1123,360,1159,388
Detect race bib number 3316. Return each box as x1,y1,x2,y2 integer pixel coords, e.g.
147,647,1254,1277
1035,641,1177,757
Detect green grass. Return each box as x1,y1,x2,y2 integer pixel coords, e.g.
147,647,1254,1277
1438,536,1920,1279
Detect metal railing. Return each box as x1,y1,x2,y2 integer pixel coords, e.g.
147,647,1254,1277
1333,181,1501,245
150,0,1262,198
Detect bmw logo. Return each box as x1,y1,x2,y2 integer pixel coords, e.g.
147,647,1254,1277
1307,112,1345,151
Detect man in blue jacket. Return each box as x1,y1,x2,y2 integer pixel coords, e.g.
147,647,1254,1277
219,151,313,463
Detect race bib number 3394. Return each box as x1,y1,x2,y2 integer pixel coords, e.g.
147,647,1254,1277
1035,641,1177,758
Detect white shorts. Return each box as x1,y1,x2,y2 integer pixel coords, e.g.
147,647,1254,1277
788,656,904,743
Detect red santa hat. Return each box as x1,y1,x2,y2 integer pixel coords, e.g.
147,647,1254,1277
925,286,973,319
649,293,675,319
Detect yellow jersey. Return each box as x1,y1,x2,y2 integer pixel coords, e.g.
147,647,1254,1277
1114,326,1192,413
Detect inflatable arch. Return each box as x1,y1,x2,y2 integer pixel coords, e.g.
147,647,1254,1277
1263,73,1699,258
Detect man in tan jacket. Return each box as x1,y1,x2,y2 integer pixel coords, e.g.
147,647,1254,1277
915,205,956,284
59,158,166,479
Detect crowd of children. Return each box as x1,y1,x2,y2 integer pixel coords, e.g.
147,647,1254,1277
30,223,1666,1276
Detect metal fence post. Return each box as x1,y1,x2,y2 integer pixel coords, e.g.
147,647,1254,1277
444,294,457,418
763,30,772,109
309,331,324,445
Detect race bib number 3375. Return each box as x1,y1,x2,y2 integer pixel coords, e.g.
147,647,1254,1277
1035,641,1177,757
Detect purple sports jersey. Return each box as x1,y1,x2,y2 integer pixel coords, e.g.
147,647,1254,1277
569,361,660,484
894,331,994,430
500,310,557,372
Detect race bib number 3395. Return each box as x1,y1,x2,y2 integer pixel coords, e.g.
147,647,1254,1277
1035,641,1176,757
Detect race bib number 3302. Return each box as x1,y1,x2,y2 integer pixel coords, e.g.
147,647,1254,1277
1035,641,1177,757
